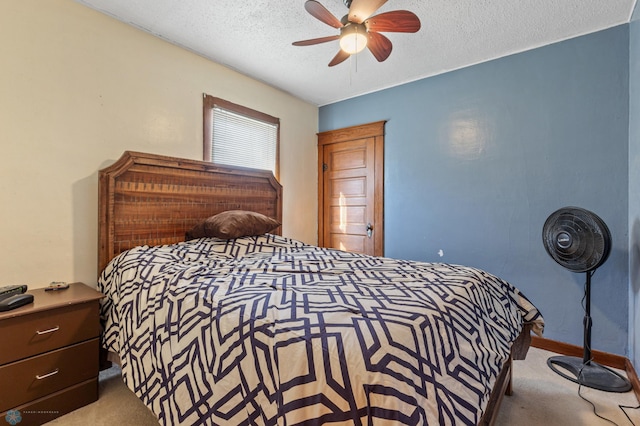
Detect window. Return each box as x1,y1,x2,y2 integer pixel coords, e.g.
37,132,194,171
203,94,280,178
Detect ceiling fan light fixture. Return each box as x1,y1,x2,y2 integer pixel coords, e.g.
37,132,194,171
339,23,367,54
293,0,420,66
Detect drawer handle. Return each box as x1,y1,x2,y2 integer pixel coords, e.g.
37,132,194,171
36,368,59,380
36,326,60,335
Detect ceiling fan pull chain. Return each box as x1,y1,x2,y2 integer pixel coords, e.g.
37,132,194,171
354,49,358,74
348,51,359,85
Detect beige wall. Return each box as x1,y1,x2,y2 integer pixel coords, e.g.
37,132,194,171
0,0,318,288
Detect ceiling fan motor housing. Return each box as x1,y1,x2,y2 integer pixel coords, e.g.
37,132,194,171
293,1,421,66
542,207,611,273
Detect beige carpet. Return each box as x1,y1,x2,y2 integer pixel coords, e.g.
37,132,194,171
46,347,639,425
496,348,640,425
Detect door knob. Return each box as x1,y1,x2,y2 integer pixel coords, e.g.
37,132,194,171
366,223,373,238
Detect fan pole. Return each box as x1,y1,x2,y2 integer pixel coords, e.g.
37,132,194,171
547,269,631,392
583,271,592,364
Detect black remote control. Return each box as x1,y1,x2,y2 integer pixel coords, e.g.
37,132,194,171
0,285,28,302
0,293,34,311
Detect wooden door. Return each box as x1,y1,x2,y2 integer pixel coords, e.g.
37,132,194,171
318,121,384,256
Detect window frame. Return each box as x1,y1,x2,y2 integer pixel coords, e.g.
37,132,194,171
203,94,280,179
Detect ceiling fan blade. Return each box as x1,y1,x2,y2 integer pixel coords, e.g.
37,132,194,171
292,35,340,46
365,10,421,33
348,0,388,24
328,50,350,67
305,0,343,29
367,31,392,62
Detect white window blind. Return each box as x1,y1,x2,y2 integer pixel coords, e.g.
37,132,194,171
210,105,278,175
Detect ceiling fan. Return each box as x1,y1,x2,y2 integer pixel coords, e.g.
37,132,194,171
292,0,421,67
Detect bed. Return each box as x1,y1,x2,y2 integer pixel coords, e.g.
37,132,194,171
97,151,544,425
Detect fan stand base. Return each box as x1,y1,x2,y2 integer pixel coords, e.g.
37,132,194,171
547,356,632,393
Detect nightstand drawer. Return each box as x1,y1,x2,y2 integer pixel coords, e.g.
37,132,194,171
0,301,100,364
0,378,98,426
0,338,99,412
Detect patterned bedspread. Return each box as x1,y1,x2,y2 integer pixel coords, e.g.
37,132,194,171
98,234,543,425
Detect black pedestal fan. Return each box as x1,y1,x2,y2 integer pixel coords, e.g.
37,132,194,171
542,206,631,392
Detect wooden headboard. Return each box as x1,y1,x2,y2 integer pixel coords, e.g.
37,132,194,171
98,151,282,274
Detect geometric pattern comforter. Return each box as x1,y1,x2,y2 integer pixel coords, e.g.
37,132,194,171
98,234,544,426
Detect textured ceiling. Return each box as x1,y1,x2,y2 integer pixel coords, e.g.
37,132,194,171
74,0,637,106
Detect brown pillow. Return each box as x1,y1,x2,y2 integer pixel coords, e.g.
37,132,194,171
185,210,281,240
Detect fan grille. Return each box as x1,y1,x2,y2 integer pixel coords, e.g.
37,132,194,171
542,207,611,273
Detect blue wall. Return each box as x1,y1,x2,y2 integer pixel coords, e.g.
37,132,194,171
320,26,630,356
629,4,640,369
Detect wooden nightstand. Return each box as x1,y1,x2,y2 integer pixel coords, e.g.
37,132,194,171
0,282,103,425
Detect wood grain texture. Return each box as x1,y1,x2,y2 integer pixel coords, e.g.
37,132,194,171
0,379,98,426
479,359,512,426
531,336,627,369
0,339,99,412
625,358,640,403
317,120,385,145
317,121,384,256
0,283,102,422
98,151,282,274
